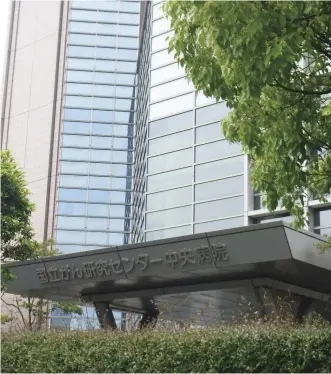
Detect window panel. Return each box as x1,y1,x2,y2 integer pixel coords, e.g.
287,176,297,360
57,202,86,215
256,215,294,224
195,175,244,202
70,21,97,34
89,176,110,189
112,137,129,149
109,219,125,231
97,35,117,47
111,163,130,176
59,188,87,202
147,186,192,211
94,72,116,85
196,102,230,126
153,2,164,19
195,122,224,144
116,86,135,97
112,150,132,163
67,58,95,70
118,37,138,49
91,122,113,136
152,30,173,52
108,233,125,245
60,175,88,188
149,111,192,138
116,73,135,85
316,227,331,236
194,216,244,233
68,46,95,58
195,196,244,221
118,12,139,24
151,63,185,85
109,205,126,217
195,140,241,163
149,130,192,156
90,136,111,148
117,61,137,73
87,203,109,217
88,190,111,203
118,24,139,36
146,205,192,230
93,97,115,110
93,110,113,122
195,92,216,107
86,232,108,246
148,148,192,174
118,1,140,12
147,167,192,192
314,208,331,227
71,9,99,22
56,230,85,244
72,0,117,11
110,191,126,203
98,23,118,35
111,177,130,190
66,83,94,95
195,156,244,182
61,148,89,161
65,96,92,108
149,93,193,120
115,98,133,110
151,49,175,69
57,216,85,230
150,78,193,103
146,225,191,241
153,17,170,35
55,245,84,254
64,108,91,121
90,149,111,162
62,134,89,147
92,85,115,97
63,121,90,134
86,217,108,231
60,161,89,174
114,110,133,123
67,70,94,83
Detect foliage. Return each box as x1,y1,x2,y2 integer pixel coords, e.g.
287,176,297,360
1,150,40,262
163,1,331,229
1,314,14,325
1,150,82,329
1,325,331,373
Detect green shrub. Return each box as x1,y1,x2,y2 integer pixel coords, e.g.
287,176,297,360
2,325,331,373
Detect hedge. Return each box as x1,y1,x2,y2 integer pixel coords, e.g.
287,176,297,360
2,325,331,373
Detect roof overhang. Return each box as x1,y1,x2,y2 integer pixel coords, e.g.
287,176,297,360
3,222,331,321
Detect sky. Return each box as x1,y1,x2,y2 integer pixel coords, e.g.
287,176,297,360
0,0,11,107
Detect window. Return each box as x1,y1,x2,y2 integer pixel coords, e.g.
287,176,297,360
149,93,193,120
119,1,140,12
195,196,244,221
195,122,224,144
314,208,331,227
148,148,192,174
56,230,85,244
146,225,191,241
194,216,244,233
67,58,96,70
109,205,126,217
118,24,139,37
195,175,244,202
153,17,170,35
57,216,85,230
89,176,110,189
60,175,89,188
151,49,175,69
65,96,93,109
64,108,91,121
66,83,95,95
62,134,89,147
116,86,135,97
108,233,125,245
57,202,86,215
91,149,111,162
150,78,193,103
151,30,173,52
146,205,192,230
88,190,111,203
61,148,89,161
86,217,108,231
195,156,244,182
149,130,192,156
196,92,216,107
60,161,89,174
149,111,192,138
254,214,294,224
58,188,87,202
86,232,108,246
109,219,125,231
68,46,95,58
67,70,94,83
153,2,164,20
195,140,241,163
118,12,139,24
87,203,110,217
151,63,185,85
147,167,192,193
147,186,192,211
118,37,138,49
196,102,230,126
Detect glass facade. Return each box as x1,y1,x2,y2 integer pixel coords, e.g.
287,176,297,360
56,0,140,254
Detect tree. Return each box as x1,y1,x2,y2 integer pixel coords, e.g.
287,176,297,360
1,150,82,330
163,1,331,228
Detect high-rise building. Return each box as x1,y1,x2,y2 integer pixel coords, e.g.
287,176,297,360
1,0,331,329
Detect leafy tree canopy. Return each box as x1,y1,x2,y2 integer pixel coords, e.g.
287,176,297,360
163,1,331,228
1,150,39,262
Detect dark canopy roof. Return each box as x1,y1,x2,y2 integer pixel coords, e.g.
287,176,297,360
3,222,331,322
